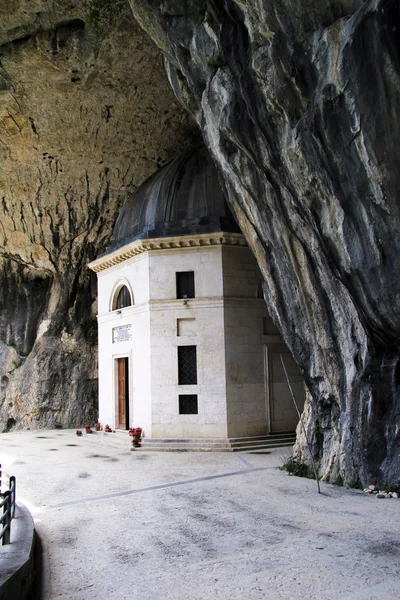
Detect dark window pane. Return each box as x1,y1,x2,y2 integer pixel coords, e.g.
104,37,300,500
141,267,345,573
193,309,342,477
178,345,197,384
176,271,195,299
263,317,280,335
179,394,198,414
115,286,132,309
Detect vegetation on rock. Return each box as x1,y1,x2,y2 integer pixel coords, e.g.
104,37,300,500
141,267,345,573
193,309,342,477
86,0,128,45
281,456,315,480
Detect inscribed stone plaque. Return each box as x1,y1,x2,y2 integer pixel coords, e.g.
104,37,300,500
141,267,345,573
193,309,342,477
113,324,132,343
177,318,197,337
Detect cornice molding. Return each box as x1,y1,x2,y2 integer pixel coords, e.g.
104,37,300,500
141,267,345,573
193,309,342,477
88,232,247,273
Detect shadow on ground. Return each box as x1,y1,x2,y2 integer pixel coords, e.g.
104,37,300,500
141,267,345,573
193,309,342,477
28,532,43,600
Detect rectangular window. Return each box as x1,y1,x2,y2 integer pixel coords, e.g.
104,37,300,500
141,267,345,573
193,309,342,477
178,345,197,384
176,271,195,299
263,317,280,335
179,394,198,415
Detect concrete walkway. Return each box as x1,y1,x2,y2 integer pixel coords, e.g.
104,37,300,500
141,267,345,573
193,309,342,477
0,429,399,600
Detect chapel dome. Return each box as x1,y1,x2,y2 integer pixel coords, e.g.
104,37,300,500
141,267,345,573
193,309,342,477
109,146,240,250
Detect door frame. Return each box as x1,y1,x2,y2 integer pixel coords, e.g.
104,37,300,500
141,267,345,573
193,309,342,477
264,340,305,433
264,338,300,433
264,344,271,433
113,351,132,430
263,336,284,433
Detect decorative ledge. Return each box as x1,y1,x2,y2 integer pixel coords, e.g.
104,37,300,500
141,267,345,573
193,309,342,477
88,232,247,273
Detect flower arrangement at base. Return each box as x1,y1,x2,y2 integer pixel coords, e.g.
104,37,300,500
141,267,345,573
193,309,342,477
129,427,142,447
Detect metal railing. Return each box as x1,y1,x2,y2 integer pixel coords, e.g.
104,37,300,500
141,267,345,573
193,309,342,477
0,463,16,545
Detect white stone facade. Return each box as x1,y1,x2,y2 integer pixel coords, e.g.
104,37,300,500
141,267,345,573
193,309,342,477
89,233,304,439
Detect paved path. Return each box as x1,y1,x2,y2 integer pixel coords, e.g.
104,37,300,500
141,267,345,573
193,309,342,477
0,430,399,600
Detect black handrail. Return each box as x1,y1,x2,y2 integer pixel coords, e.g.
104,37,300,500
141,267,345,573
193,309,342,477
0,464,16,545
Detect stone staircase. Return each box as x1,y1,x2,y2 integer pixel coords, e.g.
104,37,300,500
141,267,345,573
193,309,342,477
228,431,296,452
139,431,296,452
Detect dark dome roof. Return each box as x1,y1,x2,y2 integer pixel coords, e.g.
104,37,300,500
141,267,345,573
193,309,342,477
108,146,239,251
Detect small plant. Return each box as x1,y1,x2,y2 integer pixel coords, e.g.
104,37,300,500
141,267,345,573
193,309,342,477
8,358,21,373
333,474,344,487
347,478,363,490
86,0,127,47
281,455,315,479
129,427,142,447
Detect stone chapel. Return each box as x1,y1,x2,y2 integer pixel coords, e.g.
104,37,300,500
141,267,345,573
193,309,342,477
89,146,305,448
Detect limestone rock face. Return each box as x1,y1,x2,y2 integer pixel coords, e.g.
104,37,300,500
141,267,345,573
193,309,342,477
0,0,195,429
128,0,400,486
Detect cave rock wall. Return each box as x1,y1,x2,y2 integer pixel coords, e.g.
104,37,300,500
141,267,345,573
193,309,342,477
128,0,400,486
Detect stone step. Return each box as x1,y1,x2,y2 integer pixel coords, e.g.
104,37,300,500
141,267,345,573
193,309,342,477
136,446,230,452
142,437,228,445
138,432,296,452
229,439,295,449
84,433,295,453
229,434,295,442
137,441,295,452
229,434,295,443
141,442,230,450
142,432,295,442
231,441,295,452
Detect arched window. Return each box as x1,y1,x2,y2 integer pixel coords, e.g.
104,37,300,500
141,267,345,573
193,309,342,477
115,285,132,310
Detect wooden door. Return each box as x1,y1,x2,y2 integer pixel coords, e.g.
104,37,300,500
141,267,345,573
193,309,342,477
117,357,129,429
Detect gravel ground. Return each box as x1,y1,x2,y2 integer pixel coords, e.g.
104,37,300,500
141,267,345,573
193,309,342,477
0,429,399,600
